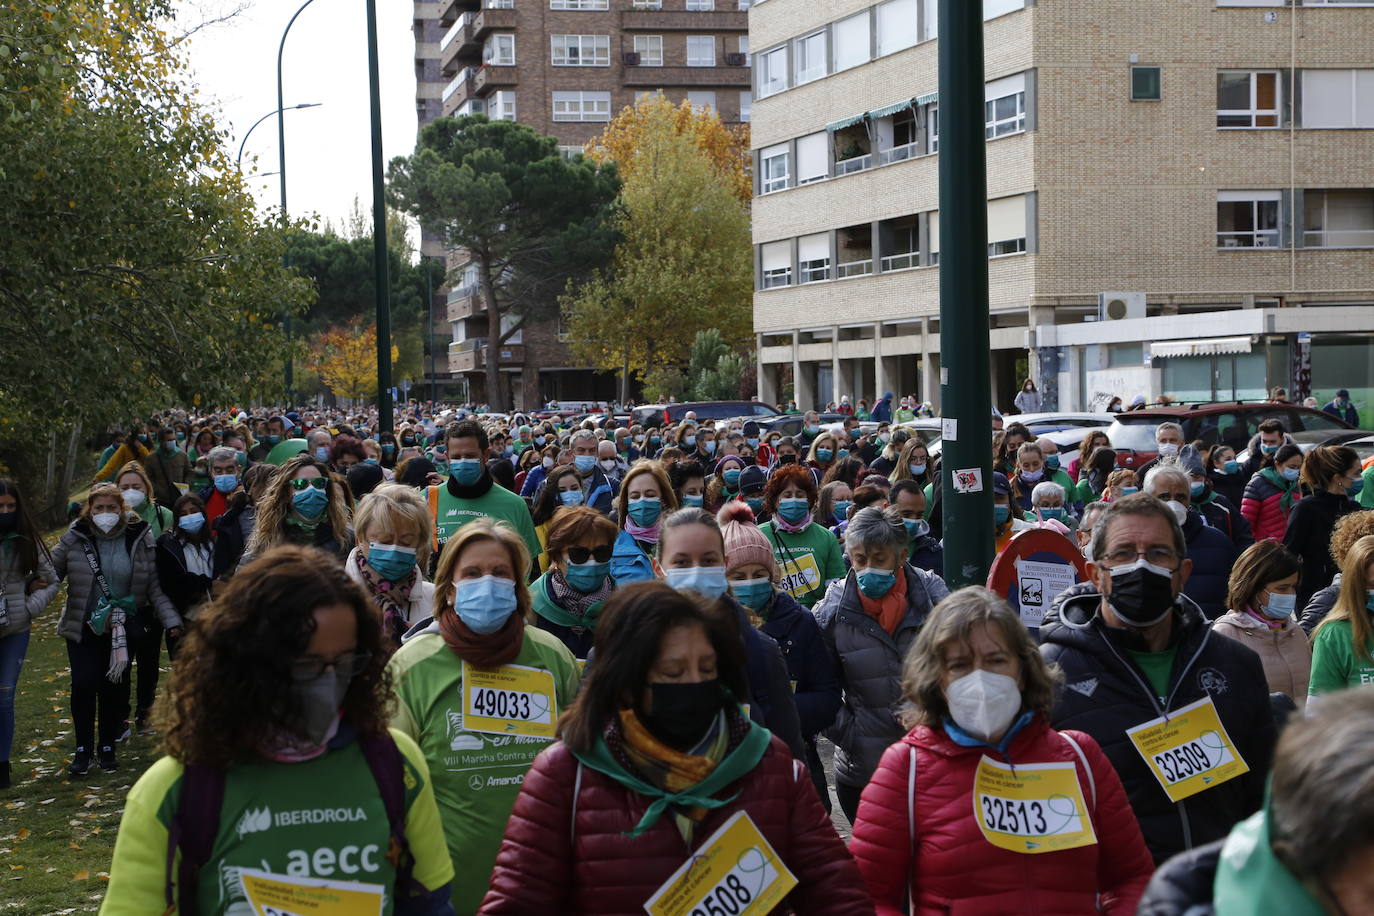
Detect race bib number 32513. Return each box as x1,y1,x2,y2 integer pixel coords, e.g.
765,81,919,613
1125,696,1249,803
643,811,797,916
972,756,1096,854
461,662,557,739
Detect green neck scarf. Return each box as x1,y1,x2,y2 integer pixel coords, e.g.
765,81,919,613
1259,467,1297,512
570,713,772,837
531,575,605,631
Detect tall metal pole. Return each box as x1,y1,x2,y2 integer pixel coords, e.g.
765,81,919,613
426,259,437,404
937,0,993,588
238,103,320,168
278,0,320,407
366,0,394,435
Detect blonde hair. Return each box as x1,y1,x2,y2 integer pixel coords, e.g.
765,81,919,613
354,483,433,571
806,432,839,463
901,587,1061,729
114,461,154,500
83,482,128,524
615,460,678,529
889,438,931,483
1316,535,1374,665
247,454,351,556
431,519,533,623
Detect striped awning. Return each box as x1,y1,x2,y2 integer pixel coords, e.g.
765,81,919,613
1150,336,1253,358
914,91,939,107
867,98,915,120
826,112,867,132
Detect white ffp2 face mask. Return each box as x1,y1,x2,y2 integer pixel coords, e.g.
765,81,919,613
120,488,146,509
92,512,122,534
945,669,1022,743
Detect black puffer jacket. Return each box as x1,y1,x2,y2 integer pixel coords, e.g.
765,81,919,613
1298,574,1340,635
1137,839,1222,916
1039,586,1275,864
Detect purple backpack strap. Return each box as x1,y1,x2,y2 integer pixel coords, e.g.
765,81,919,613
166,763,226,916
357,731,426,901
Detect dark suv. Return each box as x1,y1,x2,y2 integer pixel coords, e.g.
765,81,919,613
1107,402,1355,468
631,401,779,427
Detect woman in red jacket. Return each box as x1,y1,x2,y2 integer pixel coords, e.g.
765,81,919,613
849,587,1153,915
478,582,872,916
1241,442,1304,542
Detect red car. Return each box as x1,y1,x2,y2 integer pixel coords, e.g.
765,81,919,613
1105,402,1356,468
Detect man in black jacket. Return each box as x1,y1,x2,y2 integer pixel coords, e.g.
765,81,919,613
1039,493,1276,864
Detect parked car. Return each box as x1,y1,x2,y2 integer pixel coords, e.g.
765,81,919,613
757,412,846,438
1011,412,1114,434
631,400,779,427
1234,428,1374,466
1106,402,1356,469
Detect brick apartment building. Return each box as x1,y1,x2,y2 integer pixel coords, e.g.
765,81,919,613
412,0,750,409
749,0,1374,419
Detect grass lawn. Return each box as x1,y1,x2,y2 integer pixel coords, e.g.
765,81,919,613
0,594,167,914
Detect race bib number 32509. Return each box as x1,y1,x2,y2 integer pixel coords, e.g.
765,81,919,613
461,662,557,739
643,811,797,916
1125,696,1248,803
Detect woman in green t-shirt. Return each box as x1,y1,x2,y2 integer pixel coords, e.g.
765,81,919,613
758,464,847,608
1308,534,1374,714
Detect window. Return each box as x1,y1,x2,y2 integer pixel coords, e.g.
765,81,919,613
631,0,662,6
550,0,608,8
484,33,515,66
921,0,938,41
688,91,716,112
1131,66,1162,101
984,0,1025,17
551,34,610,66
1304,190,1374,248
1217,71,1280,128
758,46,787,97
760,144,789,193
761,241,791,288
738,36,750,65
877,0,918,57
987,195,1027,256
739,91,752,122
880,216,919,271
925,102,938,153
1218,191,1282,248
633,35,663,67
1302,69,1374,128
490,90,516,121
557,145,584,160
833,12,870,72
798,234,831,283
552,90,611,121
985,73,1026,138
793,31,827,85
687,36,715,67
796,133,828,184
686,0,714,8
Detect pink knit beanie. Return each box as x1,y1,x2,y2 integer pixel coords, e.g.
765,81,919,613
717,502,779,577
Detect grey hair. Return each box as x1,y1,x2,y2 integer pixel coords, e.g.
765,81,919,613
1079,501,1108,535
569,428,597,446
1089,493,1186,562
207,446,239,466
1154,421,1184,440
1030,481,1065,506
1270,688,1374,884
845,506,908,556
1143,463,1189,495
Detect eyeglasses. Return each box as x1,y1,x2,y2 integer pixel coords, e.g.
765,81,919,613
1101,547,1180,569
292,649,371,681
566,545,614,564
289,478,328,492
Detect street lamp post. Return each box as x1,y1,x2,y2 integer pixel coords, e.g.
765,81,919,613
236,103,321,169
365,0,393,435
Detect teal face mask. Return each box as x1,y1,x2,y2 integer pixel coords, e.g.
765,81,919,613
833,500,853,523
565,560,610,593
776,498,810,524
628,498,663,527
451,458,483,485
681,494,704,508
994,504,1011,525
723,469,742,489
1045,454,1060,471
815,448,833,462
855,567,897,598
745,497,765,514
729,577,772,611
903,517,929,539
1039,507,1066,522
1190,481,1206,499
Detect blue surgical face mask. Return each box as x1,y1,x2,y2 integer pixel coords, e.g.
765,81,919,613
1190,481,1206,499
681,494,705,508
1221,459,1239,475
628,497,662,528
729,577,772,611
1120,486,1139,496
1261,443,1279,455
535,436,547,446
723,469,742,489
177,512,205,534
745,496,765,514
837,449,849,460
292,486,329,520
776,498,811,524
314,447,331,463
1280,467,1300,483
704,441,717,454
855,567,897,599
805,424,820,436
364,458,379,466
683,436,697,448
574,454,597,474
664,565,729,601
833,500,853,522
1349,478,1365,498
746,437,760,448
1045,454,1061,471
994,504,1011,525
1366,589,1374,613
909,463,927,477
1258,590,1297,621
565,560,610,593
903,517,929,539
559,489,585,507
382,444,396,456
213,473,239,494
1038,507,1066,522
1020,468,1044,483
450,458,483,485
453,575,518,634
367,543,417,581
816,448,833,463
266,435,281,446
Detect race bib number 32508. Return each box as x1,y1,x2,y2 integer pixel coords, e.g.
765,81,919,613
461,662,557,739
1125,696,1248,803
643,811,797,916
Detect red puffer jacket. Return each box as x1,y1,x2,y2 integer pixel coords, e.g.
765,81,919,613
478,735,873,915
849,715,1153,916
1240,472,1301,542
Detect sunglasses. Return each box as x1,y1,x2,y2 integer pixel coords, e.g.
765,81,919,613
566,545,614,564
290,477,328,492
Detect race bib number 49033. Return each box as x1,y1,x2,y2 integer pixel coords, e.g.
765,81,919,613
461,662,557,739
644,811,797,916
238,868,384,916
972,756,1097,854
1125,696,1249,803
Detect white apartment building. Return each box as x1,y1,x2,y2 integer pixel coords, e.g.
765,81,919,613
749,0,1374,421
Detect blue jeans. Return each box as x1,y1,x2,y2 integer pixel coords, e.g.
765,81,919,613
0,631,30,762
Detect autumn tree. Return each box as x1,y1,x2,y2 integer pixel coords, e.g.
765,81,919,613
387,116,620,409
313,321,399,402
564,98,752,400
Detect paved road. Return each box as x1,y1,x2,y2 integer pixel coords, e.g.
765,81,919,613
816,736,853,839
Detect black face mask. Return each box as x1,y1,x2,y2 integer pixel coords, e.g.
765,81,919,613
0,512,17,534
777,454,797,465
641,680,725,751
1105,559,1177,627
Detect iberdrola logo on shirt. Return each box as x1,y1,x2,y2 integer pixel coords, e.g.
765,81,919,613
237,806,271,838
234,804,368,839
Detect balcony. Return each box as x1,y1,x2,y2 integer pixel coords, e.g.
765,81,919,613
474,63,518,94
448,339,526,374
620,9,747,30
472,7,516,39
438,0,480,26
440,16,481,75
621,65,750,88
446,284,485,322
442,67,476,109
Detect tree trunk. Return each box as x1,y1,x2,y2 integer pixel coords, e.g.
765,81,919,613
479,256,505,410
47,421,82,528
620,348,630,404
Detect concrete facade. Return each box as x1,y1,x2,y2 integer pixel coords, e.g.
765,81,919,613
749,0,1374,416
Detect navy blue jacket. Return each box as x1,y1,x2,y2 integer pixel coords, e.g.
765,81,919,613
908,535,944,579
757,589,841,739
1180,509,1238,621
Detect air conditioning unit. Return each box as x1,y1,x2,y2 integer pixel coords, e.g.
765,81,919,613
725,52,747,67
1097,291,1146,321
622,51,641,66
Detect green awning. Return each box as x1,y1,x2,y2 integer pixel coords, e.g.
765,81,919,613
826,112,867,132
914,91,938,107
867,98,915,120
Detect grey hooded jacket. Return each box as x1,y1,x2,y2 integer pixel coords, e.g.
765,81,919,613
50,516,181,642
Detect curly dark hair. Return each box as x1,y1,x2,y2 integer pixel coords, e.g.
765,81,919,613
157,544,392,766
